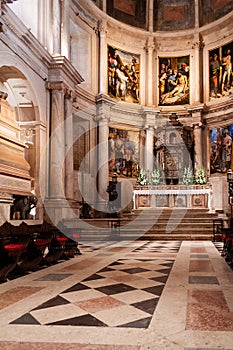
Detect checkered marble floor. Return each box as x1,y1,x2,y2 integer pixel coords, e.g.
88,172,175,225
11,241,180,328
0,240,233,350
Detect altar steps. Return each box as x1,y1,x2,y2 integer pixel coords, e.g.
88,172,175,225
130,208,220,241
62,208,223,241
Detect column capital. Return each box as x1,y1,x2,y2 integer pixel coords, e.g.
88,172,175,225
144,37,155,54
97,19,107,35
46,81,67,91
94,114,110,124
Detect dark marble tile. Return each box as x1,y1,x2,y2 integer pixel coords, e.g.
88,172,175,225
35,274,72,281
47,314,107,327
10,313,40,325
151,275,169,283
32,296,69,311
121,267,149,274
108,261,123,266
190,254,209,258
98,267,115,272
118,316,152,328
132,298,159,314
83,274,105,281
142,285,164,296
189,276,219,285
96,253,113,256
62,282,90,293
96,283,136,295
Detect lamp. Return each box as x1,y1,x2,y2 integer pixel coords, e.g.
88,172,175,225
112,173,118,184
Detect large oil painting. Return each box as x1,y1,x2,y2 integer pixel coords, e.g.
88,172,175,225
209,41,233,100
158,56,190,106
108,127,140,177
210,126,233,174
108,45,140,103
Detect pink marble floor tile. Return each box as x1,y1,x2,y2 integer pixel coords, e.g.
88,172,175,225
189,259,214,272
74,295,125,313
190,247,207,253
0,287,43,310
0,342,140,350
186,290,233,331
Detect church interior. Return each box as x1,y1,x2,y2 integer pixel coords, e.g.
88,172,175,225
1,0,233,349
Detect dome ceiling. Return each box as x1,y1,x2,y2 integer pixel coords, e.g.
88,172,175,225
92,0,233,31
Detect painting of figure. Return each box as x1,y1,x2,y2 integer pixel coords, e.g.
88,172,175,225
158,56,190,106
210,126,233,174
108,128,139,177
209,42,233,100
108,45,140,103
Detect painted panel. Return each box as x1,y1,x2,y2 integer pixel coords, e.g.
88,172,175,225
210,126,233,174
108,127,140,178
158,56,190,105
209,42,233,100
108,45,140,104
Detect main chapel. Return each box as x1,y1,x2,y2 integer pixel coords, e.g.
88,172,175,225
1,2,233,349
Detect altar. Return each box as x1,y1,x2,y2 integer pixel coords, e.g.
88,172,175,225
132,185,212,210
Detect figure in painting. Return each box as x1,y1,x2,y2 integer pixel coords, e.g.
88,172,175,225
107,45,140,104
210,127,233,173
221,129,232,171
210,53,221,98
159,56,189,105
161,71,188,104
221,49,232,93
108,128,138,178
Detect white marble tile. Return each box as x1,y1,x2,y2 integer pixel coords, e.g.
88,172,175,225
93,304,150,327
113,290,157,304
31,303,86,324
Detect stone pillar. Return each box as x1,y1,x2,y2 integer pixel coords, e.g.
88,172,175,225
52,0,61,56
61,0,70,59
97,116,109,207
148,0,154,32
145,37,154,106
98,20,107,94
47,82,65,199
145,125,154,172
193,123,203,170
64,89,74,199
191,34,204,104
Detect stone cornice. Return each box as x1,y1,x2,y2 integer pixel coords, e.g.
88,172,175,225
48,56,84,88
1,4,51,71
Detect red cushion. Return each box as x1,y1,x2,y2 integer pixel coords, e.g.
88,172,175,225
57,237,68,242
34,239,50,246
4,244,26,251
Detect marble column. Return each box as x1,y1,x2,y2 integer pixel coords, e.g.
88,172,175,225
145,37,154,106
191,34,204,104
61,0,70,59
98,20,107,94
47,82,65,199
52,0,61,56
145,125,154,172
148,0,154,32
193,123,203,170
96,116,109,208
64,89,74,199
